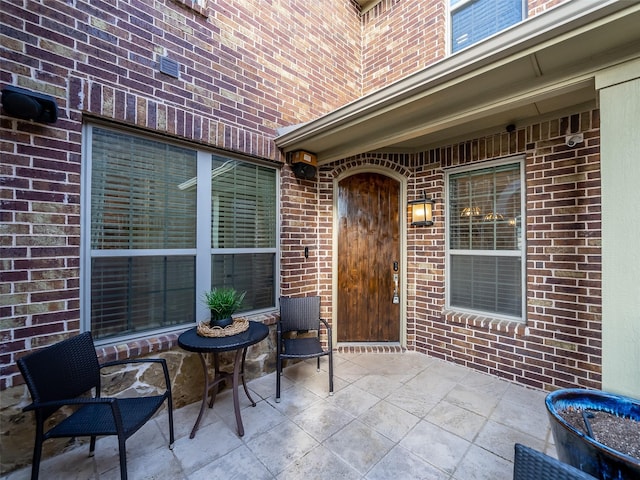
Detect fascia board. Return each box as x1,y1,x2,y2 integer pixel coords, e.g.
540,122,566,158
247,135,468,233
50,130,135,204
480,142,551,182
274,0,634,152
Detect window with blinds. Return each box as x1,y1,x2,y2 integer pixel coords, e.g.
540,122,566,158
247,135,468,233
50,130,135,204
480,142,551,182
447,159,524,319
451,0,526,53
210,155,277,312
85,126,278,341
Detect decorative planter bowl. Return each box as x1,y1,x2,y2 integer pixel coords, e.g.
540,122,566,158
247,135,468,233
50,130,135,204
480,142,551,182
209,316,233,328
545,389,640,480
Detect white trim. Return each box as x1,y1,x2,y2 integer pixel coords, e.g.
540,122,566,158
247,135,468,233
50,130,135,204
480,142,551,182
445,155,526,321
196,150,212,322
275,0,637,162
80,123,93,334
277,0,624,146
81,123,280,342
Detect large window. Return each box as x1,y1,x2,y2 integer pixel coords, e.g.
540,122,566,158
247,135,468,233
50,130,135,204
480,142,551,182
83,125,278,341
447,159,525,320
451,0,526,53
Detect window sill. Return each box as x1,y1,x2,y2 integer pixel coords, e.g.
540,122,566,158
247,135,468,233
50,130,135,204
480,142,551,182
172,0,208,17
96,311,278,363
442,309,527,336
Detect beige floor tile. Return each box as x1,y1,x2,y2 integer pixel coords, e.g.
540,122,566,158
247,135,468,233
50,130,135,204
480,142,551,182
366,445,450,480
3,352,557,480
331,383,381,417
324,419,395,475
276,444,360,480
386,381,444,418
358,399,421,443
99,446,183,480
474,419,548,461
171,417,243,474
247,370,278,399
220,398,288,441
269,383,323,417
453,444,513,480
400,420,470,475
353,373,408,399
443,382,502,417
426,400,487,441
291,399,355,442
246,419,319,476
489,395,550,441
188,445,273,480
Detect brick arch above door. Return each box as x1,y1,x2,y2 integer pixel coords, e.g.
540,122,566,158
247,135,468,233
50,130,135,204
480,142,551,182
325,154,412,180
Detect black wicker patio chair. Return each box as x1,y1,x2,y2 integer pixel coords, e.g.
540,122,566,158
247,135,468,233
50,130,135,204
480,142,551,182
514,444,598,480
276,296,334,402
17,332,174,480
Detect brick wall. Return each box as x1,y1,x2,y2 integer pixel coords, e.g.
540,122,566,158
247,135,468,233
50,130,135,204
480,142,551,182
0,0,362,391
409,109,601,391
1,0,361,472
311,108,601,392
361,0,447,94
1,0,602,473
360,0,571,94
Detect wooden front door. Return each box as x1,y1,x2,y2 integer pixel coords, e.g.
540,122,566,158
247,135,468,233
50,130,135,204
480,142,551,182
337,172,400,342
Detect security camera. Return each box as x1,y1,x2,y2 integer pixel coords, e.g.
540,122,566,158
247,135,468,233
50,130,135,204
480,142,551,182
565,133,584,148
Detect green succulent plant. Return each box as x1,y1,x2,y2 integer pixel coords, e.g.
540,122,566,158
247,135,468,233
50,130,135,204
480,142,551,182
203,288,246,321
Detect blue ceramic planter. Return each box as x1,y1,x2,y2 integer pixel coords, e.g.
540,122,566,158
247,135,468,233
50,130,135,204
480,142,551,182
545,389,640,480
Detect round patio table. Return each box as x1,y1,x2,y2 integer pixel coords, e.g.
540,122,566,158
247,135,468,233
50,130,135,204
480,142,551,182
178,321,269,438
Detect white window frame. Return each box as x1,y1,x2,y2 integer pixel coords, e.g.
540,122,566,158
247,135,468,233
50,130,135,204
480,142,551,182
81,123,280,344
445,155,526,322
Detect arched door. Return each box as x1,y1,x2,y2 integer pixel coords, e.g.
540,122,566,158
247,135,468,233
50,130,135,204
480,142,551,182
337,172,400,342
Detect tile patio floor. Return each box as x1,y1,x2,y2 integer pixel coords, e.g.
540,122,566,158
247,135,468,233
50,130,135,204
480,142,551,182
3,352,556,480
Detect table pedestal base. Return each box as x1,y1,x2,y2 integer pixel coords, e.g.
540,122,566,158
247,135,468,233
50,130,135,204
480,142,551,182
190,347,257,438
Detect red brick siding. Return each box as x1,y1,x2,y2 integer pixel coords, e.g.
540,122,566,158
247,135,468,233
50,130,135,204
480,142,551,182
1,0,361,390
409,109,602,392
310,109,601,392
1,0,596,395
528,0,568,16
361,0,447,94
360,0,572,94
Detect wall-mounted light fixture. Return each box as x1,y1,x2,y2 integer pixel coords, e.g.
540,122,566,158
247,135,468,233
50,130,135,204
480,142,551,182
409,191,435,226
1,85,58,123
290,150,317,180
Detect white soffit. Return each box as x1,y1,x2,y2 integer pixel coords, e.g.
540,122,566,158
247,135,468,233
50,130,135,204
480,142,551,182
275,0,640,164
356,0,383,14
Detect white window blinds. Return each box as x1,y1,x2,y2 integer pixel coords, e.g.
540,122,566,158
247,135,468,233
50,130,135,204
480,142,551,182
86,126,278,341
448,161,524,318
89,127,198,340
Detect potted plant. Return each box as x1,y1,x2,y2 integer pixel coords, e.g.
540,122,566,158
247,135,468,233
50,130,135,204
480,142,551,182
545,388,640,479
203,287,246,328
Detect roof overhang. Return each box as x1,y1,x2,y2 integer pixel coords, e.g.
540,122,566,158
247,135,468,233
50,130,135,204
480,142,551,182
275,0,640,165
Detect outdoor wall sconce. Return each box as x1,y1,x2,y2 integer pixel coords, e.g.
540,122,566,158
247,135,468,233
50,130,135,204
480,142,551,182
290,150,317,180
409,192,435,226
1,85,58,123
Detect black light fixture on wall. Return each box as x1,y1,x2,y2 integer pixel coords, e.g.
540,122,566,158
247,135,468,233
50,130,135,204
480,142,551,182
290,150,317,180
1,85,58,123
409,191,435,226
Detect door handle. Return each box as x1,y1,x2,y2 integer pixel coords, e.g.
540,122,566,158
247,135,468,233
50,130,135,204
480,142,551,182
392,273,399,304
